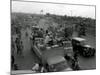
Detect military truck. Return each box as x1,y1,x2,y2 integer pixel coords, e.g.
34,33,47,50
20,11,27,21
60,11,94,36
72,37,95,57
46,56,72,72
30,41,72,72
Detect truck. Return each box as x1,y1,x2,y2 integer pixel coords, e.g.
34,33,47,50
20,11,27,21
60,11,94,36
72,37,95,57
30,39,73,72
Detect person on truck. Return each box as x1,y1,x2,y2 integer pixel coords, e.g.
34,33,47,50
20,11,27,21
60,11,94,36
44,34,50,45
15,37,23,55
31,32,36,45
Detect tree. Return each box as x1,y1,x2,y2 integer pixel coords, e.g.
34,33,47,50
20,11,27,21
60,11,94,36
64,27,73,38
46,13,50,16
78,22,86,37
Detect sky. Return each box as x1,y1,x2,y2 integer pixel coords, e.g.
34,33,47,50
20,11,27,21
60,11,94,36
12,1,95,19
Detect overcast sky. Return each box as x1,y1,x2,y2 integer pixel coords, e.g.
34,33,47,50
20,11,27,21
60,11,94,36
12,1,95,19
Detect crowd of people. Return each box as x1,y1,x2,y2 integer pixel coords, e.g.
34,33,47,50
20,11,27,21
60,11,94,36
30,27,81,72
30,27,70,48
11,29,23,70
11,26,80,71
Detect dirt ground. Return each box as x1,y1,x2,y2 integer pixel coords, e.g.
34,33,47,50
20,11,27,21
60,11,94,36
72,31,96,70
12,27,96,71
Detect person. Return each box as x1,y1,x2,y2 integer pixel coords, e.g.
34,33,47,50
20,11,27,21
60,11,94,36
11,55,15,69
70,57,80,70
25,31,28,37
74,52,78,62
11,39,15,55
13,64,18,70
44,63,50,72
40,66,46,72
64,54,71,61
20,40,23,56
38,28,43,38
44,34,50,45
31,32,35,45
15,37,20,54
49,65,55,72
15,37,23,55
56,38,63,46
49,33,54,46
46,30,48,35
38,63,46,73
32,63,39,72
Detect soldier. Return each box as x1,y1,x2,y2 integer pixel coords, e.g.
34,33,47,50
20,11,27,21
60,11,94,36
11,39,15,56
32,63,39,72
44,34,50,45
25,31,28,37
15,37,20,54
20,40,23,56
13,64,18,70
73,49,79,61
11,55,15,69
15,37,23,55
70,57,80,70
31,32,36,45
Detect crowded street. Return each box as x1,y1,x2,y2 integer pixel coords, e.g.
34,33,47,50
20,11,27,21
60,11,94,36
11,27,96,71
11,1,96,74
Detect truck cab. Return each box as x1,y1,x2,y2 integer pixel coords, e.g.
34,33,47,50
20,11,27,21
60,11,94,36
72,37,95,57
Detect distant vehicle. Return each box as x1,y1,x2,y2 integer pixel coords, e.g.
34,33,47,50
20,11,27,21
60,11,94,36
31,25,43,38
46,56,73,72
32,25,40,31
72,37,95,57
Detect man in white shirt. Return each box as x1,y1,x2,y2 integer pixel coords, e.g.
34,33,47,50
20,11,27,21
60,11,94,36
32,63,39,72
44,34,50,45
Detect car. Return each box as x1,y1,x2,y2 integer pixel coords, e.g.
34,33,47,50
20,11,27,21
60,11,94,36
72,37,95,57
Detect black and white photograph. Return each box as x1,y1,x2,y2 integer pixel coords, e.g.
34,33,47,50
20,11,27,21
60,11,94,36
11,0,96,74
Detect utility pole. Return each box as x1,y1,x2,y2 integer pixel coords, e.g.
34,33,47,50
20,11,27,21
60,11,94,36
40,10,43,14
